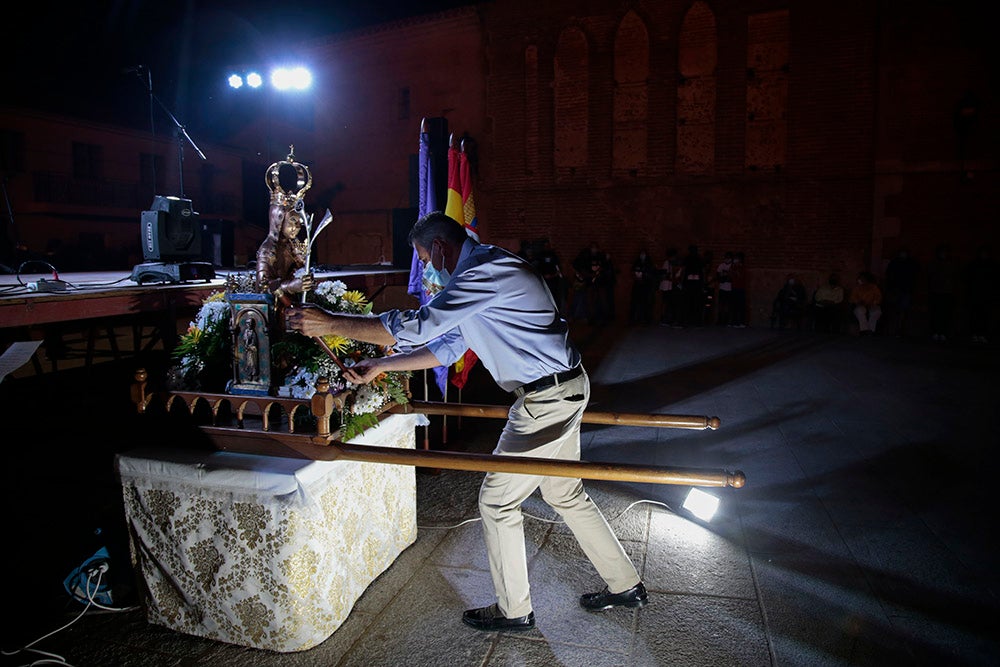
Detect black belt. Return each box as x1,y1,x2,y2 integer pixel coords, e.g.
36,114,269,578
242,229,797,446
513,365,584,398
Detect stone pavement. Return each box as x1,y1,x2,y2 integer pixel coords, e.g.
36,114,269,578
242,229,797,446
2,325,997,666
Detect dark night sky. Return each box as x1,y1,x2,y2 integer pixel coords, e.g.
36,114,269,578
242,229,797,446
2,1,472,144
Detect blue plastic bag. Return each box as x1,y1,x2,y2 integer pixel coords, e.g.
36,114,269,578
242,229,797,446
63,546,113,606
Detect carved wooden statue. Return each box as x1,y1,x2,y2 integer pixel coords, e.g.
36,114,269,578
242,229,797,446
256,146,316,306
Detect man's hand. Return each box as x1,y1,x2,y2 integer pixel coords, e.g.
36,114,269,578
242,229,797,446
344,359,384,385
285,304,333,337
286,305,397,347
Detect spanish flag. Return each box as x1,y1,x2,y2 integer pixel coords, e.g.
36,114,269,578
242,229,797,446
445,134,480,390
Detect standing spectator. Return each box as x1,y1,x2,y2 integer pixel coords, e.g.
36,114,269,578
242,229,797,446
575,243,616,325
587,259,609,325
629,249,656,325
771,273,807,329
592,249,617,325
885,246,919,338
572,243,603,324
729,252,748,327
536,239,565,313
965,244,996,344
680,244,706,326
658,247,680,326
927,243,960,342
811,272,845,333
850,271,882,335
568,264,590,323
714,252,735,326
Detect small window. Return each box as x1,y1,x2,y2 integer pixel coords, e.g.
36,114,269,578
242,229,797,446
72,142,103,179
0,128,25,174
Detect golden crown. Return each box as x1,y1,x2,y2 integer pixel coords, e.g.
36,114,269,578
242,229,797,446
266,145,313,207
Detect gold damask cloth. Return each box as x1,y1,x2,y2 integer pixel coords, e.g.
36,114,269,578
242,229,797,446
116,413,427,652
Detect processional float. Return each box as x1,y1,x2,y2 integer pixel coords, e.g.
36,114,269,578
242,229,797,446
136,148,745,491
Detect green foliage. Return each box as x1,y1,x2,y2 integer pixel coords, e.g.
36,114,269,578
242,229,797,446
341,411,380,441
169,294,232,391
271,332,324,377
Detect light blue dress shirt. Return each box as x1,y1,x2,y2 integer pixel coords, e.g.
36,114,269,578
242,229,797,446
379,239,580,392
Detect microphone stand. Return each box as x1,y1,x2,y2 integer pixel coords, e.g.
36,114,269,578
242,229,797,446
151,93,207,199
131,66,208,198
141,67,156,191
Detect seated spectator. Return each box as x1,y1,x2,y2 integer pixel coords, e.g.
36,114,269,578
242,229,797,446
811,273,845,333
771,273,808,329
851,271,883,335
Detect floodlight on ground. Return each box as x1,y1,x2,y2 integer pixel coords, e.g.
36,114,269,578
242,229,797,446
683,488,720,522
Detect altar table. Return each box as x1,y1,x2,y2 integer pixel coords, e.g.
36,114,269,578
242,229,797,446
116,412,425,652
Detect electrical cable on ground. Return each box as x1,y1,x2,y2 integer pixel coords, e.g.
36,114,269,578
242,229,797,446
1,568,140,666
418,498,674,530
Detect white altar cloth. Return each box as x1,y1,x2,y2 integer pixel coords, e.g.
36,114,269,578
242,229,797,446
117,412,425,652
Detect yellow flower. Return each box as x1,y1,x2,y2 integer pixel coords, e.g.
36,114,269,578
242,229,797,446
205,291,226,303
341,290,368,309
321,334,352,353
186,327,203,344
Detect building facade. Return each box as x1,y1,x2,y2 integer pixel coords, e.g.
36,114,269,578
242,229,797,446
2,1,996,329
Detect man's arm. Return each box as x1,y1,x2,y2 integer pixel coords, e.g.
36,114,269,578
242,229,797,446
344,346,443,385
285,305,396,346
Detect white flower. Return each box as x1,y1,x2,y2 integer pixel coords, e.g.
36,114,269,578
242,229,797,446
351,384,387,415
281,365,348,399
314,280,347,300
195,301,229,330
283,367,319,399
316,357,343,383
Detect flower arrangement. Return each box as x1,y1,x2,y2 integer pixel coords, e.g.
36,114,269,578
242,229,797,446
168,276,410,441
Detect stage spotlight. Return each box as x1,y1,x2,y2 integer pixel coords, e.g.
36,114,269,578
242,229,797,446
227,74,243,89
683,488,720,522
247,72,264,88
271,66,312,92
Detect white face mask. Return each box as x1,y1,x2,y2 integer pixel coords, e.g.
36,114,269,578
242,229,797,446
421,242,451,295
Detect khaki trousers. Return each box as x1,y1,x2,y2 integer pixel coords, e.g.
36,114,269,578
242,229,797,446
479,368,640,618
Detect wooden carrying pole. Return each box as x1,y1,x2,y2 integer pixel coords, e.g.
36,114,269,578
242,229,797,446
131,371,743,489
390,401,720,431
205,427,746,488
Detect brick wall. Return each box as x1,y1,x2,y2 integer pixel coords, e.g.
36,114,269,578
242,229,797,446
468,0,996,329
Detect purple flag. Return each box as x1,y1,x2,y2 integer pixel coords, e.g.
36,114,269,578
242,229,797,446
408,124,449,397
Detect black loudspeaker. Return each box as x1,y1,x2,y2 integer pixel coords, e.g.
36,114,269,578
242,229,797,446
139,195,202,261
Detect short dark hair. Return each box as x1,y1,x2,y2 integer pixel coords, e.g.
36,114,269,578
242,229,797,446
409,211,468,249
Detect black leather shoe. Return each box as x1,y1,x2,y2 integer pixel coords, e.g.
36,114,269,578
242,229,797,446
462,603,535,632
580,582,649,611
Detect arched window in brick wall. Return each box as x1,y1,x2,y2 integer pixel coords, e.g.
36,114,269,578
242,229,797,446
554,27,589,176
746,10,789,172
677,1,717,174
613,10,650,177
